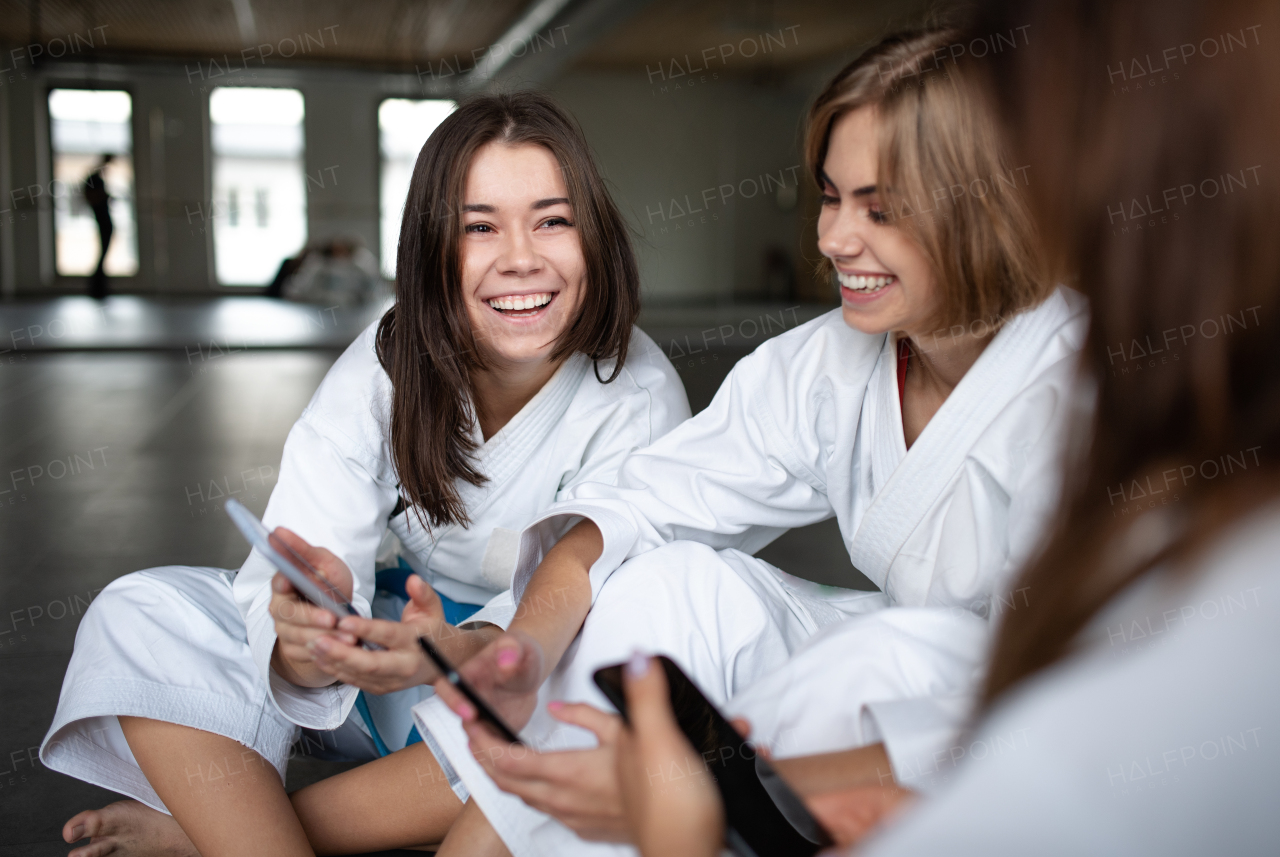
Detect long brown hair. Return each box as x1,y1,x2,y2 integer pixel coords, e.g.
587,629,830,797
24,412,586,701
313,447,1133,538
805,25,1051,330
971,0,1280,708
377,92,640,529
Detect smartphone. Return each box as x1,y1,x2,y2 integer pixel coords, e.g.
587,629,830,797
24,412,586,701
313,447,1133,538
418,635,524,745
594,656,832,857
225,498,358,618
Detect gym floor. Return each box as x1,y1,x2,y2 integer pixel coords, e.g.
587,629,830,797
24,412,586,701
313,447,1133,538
0,298,870,856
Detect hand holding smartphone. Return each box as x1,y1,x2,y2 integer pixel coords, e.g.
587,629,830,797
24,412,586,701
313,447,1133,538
418,635,524,744
595,656,831,857
225,498,382,651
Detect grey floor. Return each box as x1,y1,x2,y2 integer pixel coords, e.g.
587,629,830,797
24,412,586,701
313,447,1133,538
0,299,869,855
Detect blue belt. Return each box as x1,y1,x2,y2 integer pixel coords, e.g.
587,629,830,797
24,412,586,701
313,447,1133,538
356,560,482,756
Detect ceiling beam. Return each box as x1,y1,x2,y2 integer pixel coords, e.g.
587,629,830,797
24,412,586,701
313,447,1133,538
462,0,657,92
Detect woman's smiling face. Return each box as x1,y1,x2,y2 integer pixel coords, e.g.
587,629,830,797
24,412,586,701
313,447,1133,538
817,106,939,337
460,141,586,369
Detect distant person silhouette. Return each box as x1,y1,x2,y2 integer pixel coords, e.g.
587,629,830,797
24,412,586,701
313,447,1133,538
83,154,114,300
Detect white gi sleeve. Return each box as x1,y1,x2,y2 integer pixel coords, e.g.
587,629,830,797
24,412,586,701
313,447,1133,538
233,415,398,729
512,342,837,604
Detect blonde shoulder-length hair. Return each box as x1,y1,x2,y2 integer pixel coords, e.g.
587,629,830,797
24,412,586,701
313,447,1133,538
805,27,1051,331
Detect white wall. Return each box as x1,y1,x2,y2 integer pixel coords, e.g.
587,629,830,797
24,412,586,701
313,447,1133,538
0,56,832,304
548,69,813,305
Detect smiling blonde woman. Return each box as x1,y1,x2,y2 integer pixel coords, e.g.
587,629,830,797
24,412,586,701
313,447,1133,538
414,25,1091,857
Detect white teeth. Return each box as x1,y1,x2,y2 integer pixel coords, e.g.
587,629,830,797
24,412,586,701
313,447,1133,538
837,272,894,292
487,292,553,312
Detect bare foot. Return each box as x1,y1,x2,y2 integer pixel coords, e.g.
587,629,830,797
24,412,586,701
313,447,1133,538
63,800,199,857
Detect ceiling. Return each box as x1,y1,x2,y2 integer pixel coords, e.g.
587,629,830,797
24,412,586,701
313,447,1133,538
0,0,530,71
575,0,929,72
0,0,933,77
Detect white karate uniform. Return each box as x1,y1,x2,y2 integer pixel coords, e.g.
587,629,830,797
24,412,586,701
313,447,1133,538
39,320,690,813
858,504,1280,856
413,288,1089,856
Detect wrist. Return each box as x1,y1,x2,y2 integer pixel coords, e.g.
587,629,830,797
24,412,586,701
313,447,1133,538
437,623,502,665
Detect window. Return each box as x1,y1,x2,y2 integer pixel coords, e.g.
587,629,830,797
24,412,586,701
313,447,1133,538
210,87,306,286
49,88,138,277
378,98,455,279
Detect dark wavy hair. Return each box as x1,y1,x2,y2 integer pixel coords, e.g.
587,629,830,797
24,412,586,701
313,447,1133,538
971,0,1280,709
376,92,640,529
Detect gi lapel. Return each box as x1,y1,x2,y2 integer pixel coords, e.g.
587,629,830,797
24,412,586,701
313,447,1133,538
847,291,1072,602
390,353,591,560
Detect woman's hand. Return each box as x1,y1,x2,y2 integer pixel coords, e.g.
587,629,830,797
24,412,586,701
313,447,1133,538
310,573,499,695
433,629,546,731
804,784,915,847
442,695,630,841
614,653,724,857
268,528,357,688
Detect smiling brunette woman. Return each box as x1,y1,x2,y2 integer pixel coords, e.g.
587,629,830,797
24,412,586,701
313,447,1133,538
39,92,689,857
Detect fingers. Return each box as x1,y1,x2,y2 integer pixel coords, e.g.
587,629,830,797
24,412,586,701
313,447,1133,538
334,614,410,650
434,676,476,722
804,785,915,847
621,653,677,736
309,630,428,692
460,632,543,696
271,526,319,561
405,573,444,617
728,716,770,759
270,527,354,599
548,701,623,741
270,580,338,630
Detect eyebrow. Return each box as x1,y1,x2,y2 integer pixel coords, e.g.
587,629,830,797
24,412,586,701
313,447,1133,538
461,197,571,214
818,171,878,198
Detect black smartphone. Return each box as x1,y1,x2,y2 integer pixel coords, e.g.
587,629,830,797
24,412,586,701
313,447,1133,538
594,656,832,857
418,636,523,745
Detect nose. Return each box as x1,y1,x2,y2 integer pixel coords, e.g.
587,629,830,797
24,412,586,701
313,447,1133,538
817,204,867,262
496,227,542,278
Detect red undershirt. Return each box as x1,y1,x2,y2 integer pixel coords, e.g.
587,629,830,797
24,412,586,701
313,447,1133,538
896,336,911,406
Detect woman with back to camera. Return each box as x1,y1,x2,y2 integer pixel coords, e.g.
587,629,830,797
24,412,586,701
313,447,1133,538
40,91,690,857
611,0,1280,854
413,24,1094,855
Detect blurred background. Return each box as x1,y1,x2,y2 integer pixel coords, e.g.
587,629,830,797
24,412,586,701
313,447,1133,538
0,1,931,852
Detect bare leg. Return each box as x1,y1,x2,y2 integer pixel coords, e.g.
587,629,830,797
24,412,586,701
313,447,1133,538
290,741,464,854
63,725,468,856
436,799,512,857
111,716,312,857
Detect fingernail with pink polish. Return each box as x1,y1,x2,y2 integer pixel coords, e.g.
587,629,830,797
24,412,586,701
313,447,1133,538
496,648,519,668
626,650,649,678
457,702,475,720
547,701,563,712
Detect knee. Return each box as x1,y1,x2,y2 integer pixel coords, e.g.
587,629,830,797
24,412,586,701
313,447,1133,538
586,542,770,641
607,541,741,596
81,566,201,625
